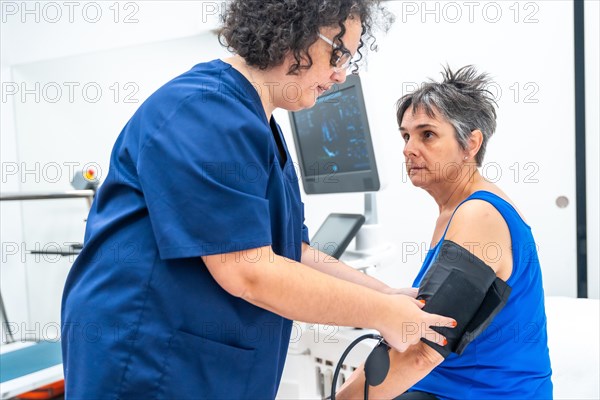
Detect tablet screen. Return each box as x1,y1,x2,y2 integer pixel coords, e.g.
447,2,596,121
310,213,365,258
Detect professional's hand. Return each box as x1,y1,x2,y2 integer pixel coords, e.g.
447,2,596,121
382,287,418,298
378,294,455,352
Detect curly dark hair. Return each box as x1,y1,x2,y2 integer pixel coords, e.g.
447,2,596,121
396,65,498,166
218,0,394,75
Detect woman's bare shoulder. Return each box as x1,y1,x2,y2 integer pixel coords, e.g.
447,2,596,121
477,182,528,224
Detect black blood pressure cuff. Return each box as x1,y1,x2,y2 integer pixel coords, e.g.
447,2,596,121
418,240,512,358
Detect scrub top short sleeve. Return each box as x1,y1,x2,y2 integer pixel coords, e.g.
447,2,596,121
302,220,310,245
62,60,309,399
137,91,274,260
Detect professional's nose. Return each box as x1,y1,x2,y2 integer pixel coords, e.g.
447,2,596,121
332,69,347,84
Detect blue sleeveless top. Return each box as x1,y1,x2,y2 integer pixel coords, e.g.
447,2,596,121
411,191,553,399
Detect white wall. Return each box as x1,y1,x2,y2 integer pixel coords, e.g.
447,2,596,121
0,0,222,65
1,65,29,342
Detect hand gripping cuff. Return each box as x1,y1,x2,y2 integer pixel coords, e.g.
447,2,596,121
418,240,512,357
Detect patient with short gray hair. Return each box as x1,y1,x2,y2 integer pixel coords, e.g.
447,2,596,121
337,66,553,399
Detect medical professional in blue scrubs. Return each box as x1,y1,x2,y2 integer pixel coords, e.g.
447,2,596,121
61,1,456,398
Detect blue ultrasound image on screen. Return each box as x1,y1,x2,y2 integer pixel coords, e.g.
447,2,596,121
294,86,371,177
289,74,379,194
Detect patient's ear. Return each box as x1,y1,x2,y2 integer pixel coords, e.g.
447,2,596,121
468,129,483,159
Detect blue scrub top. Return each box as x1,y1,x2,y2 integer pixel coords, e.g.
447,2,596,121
61,59,310,399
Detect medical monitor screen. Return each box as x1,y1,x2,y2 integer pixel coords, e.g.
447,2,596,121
289,74,380,194
311,213,365,259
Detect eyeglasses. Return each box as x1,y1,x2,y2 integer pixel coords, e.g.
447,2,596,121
318,33,354,72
